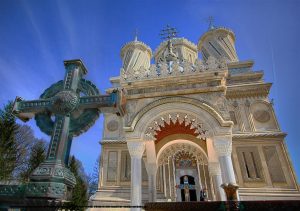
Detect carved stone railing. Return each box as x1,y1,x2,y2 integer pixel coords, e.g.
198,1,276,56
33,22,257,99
121,56,227,82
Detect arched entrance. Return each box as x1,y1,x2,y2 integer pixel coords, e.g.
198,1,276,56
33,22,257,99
125,98,234,204
157,140,211,202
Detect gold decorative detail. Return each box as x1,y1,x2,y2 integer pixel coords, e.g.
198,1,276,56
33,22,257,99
221,183,239,201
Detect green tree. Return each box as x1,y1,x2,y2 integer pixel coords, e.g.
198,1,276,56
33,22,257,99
68,156,88,210
0,102,17,181
20,139,47,182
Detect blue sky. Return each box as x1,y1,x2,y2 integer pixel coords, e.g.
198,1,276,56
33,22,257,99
0,0,299,181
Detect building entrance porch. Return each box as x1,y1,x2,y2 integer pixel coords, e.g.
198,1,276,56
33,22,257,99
156,140,214,202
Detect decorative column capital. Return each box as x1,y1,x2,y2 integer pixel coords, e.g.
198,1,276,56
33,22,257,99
208,162,221,175
145,163,158,175
221,183,239,201
127,141,145,158
213,136,232,157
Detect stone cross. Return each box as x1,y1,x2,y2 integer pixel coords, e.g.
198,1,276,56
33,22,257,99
12,59,125,199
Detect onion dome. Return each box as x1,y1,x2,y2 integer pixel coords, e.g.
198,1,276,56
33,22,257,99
198,26,238,63
120,36,152,71
154,38,198,64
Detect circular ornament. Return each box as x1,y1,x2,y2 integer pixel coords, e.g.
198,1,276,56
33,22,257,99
107,120,119,131
253,110,270,123
35,79,101,137
51,90,79,115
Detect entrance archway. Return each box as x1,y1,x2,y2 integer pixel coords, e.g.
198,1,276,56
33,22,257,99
156,140,212,201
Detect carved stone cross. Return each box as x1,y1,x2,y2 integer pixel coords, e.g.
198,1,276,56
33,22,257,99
12,59,125,199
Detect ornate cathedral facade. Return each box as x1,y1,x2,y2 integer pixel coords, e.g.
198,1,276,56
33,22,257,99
90,25,300,207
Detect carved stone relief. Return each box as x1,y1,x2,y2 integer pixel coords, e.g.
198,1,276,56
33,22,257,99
253,110,271,123
250,101,278,131
144,112,208,141
158,142,207,166
120,56,227,82
107,120,119,132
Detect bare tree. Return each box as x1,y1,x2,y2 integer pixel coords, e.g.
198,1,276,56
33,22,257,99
13,125,35,178
88,156,100,197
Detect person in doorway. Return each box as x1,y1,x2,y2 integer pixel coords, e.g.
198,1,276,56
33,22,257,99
184,185,190,202
200,189,205,201
183,176,190,201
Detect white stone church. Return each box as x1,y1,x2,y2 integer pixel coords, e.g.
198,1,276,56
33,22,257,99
90,25,300,207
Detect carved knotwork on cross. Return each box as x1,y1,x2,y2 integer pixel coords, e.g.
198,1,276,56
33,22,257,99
11,59,126,199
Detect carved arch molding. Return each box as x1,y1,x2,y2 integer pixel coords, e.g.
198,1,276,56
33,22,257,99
126,96,232,130
144,112,209,141
158,142,207,166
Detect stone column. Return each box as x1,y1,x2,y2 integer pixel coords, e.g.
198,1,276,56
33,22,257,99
116,150,122,186
172,156,177,201
145,163,157,202
162,164,166,197
127,141,145,209
245,99,255,132
208,162,226,201
168,157,173,200
214,136,239,200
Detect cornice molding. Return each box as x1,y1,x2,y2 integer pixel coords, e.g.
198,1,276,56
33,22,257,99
226,83,272,99
100,140,127,145
232,132,286,139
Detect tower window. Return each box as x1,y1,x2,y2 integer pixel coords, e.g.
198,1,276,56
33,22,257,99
237,147,263,181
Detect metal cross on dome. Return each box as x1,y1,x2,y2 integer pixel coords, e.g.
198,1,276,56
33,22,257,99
11,59,126,199
207,16,215,30
159,24,178,40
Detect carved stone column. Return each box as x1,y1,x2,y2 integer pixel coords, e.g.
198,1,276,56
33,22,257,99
208,162,226,201
163,164,168,198
127,141,145,209
145,163,157,202
214,136,239,201
245,99,255,132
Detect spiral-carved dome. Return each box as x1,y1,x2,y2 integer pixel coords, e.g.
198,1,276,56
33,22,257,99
120,38,152,71
198,27,238,63
154,38,198,64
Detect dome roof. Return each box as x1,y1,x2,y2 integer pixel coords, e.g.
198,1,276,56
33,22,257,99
120,39,152,58
198,27,235,50
154,37,197,57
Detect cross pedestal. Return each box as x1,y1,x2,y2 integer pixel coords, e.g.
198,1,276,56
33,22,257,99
11,59,125,200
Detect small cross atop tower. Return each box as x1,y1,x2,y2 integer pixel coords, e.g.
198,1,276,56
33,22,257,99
207,16,215,30
133,28,138,41
159,24,178,40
